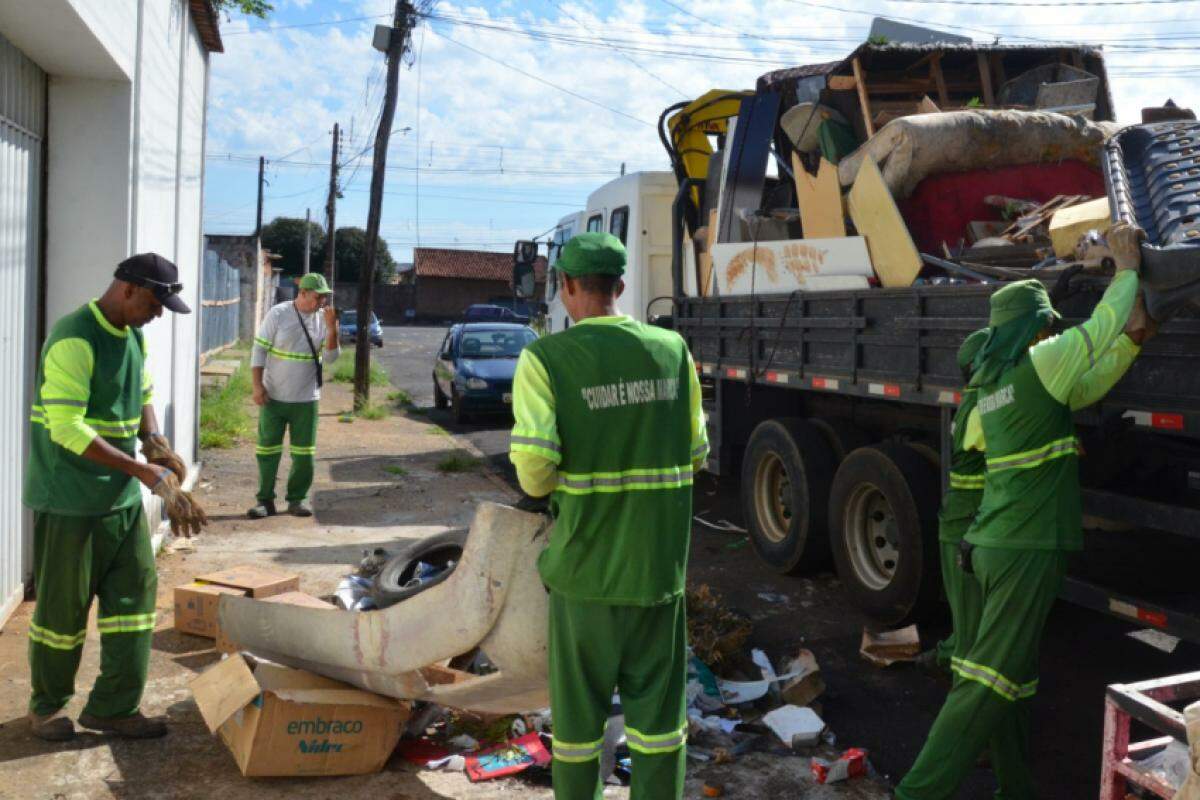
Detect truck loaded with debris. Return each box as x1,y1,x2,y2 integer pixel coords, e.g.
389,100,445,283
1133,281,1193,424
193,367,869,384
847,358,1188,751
666,41,1200,638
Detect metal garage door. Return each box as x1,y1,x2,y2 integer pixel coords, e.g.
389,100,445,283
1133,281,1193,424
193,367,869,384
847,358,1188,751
0,31,45,628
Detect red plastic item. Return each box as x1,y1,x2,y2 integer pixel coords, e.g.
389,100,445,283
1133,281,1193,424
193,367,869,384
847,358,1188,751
464,732,552,782
811,747,868,784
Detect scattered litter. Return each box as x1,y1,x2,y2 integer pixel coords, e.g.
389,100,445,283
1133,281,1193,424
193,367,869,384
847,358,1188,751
694,515,748,534
757,592,789,604
356,547,390,579
718,650,809,705
406,560,454,590
762,705,825,748
448,734,480,751
812,748,869,784
687,584,753,667
333,574,376,610
1127,628,1181,654
724,538,748,551
428,754,467,772
780,649,826,707
687,655,725,712
464,733,551,782
860,625,921,667
688,710,740,735
702,781,725,797
397,738,453,766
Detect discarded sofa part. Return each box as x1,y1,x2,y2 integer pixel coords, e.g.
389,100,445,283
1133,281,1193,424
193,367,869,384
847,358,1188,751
1104,120,1200,320
217,502,552,715
190,654,411,777
837,110,1118,199
848,156,922,288
216,591,334,654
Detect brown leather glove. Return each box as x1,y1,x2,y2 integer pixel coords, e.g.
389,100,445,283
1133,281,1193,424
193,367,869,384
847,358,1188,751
151,472,209,538
1108,221,1146,273
142,433,187,483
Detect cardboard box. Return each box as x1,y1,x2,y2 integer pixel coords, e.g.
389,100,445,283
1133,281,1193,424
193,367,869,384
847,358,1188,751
215,591,335,655
195,565,300,598
191,654,411,777
175,582,247,638
1048,196,1112,258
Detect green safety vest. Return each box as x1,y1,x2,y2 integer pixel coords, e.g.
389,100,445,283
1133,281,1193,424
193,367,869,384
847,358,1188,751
938,387,986,541
965,353,1083,551
25,302,147,515
528,319,695,605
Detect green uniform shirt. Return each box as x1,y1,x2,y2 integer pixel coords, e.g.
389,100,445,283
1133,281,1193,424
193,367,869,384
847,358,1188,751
964,272,1141,551
938,386,985,541
509,316,708,605
25,301,151,516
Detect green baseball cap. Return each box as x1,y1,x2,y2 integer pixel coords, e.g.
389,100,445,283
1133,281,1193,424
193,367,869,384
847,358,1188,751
987,279,1060,329
299,273,332,294
556,232,626,278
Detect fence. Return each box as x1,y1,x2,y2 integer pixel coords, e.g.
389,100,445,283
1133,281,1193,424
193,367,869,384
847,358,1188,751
201,249,241,357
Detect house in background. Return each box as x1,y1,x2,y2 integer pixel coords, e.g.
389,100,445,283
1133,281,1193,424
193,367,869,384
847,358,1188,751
413,247,545,320
0,0,223,627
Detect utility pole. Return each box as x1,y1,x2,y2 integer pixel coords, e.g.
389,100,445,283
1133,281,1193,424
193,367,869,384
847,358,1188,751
354,0,414,409
323,123,340,291
303,208,312,274
255,155,265,236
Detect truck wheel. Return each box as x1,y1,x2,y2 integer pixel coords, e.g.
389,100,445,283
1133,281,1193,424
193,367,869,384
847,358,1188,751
829,443,940,627
809,418,870,463
741,419,835,574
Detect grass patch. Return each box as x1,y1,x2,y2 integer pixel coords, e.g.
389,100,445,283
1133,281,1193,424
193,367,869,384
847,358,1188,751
356,402,390,421
427,424,449,436
435,453,480,474
406,406,429,416
199,359,252,449
331,359,389,386
387,389,413,406
383,464,408,477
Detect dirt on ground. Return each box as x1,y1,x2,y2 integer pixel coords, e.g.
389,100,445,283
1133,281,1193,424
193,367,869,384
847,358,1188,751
0,380,892,800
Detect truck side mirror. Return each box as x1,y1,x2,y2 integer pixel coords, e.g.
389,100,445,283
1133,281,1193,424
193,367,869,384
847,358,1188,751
512,240,538,300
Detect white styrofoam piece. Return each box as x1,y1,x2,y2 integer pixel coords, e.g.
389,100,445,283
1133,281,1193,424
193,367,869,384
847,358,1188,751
763,704,825,748
711,237,873,296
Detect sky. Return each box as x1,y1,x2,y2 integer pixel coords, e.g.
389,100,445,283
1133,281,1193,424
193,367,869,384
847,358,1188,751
201,0,1200,263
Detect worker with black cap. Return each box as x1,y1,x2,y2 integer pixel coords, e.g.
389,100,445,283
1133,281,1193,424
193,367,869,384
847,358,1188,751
509,232,709,799
24,253,207,742
897,222,1155,799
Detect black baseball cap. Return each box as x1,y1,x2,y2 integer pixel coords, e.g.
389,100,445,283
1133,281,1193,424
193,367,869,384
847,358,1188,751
114,253,191,314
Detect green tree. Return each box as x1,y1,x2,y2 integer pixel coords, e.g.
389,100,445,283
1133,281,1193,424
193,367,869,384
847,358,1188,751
213,0,273,18
261,216,326,277
318,227,397,285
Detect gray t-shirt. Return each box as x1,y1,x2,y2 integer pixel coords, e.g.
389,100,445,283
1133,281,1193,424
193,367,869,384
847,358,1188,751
251,301,340,403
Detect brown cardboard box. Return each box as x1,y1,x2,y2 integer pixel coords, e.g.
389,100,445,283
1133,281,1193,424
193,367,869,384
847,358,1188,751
175,583,247,638
194,565,300,598
191,654,411,777
215,592,335,654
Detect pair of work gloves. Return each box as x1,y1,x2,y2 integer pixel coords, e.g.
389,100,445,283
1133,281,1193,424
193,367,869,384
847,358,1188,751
142,433,209,538
1108,222,1158,346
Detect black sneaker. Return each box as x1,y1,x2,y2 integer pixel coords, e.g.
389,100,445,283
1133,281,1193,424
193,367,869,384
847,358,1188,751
287,500,313,517
78,711,168,739
247,500,276,519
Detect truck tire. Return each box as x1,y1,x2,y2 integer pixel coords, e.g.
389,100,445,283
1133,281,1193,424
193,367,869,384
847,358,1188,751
741,419,836,574
829,443,940,627
809,418,870,463
371,528,469,609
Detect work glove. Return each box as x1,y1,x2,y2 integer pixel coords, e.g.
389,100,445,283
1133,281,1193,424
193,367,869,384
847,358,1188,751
1108,221,1146,273
151,471,209,538
142,433,187,483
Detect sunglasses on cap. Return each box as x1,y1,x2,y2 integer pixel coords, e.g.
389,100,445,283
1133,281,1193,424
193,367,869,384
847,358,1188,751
115,267,183,301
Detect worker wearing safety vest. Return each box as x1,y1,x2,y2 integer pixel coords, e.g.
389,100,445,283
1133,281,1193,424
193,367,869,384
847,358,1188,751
24,254,206,742
509,232,708,800
897,222,1155,799
928,328,990,673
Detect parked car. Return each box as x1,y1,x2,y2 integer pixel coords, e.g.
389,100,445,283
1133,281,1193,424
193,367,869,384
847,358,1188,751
340,309,383,347
433,323,537,423
463,303,529,324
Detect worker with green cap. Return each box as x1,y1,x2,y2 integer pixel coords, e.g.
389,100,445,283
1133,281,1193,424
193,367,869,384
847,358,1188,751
897,222,1157,800
248,273,340,518
509,231,708,800
926,327,991,674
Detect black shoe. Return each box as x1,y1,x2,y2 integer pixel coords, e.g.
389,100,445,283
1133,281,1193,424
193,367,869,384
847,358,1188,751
78,711,168,739
28,710,76,742
287,500,313,517
247,500,276,519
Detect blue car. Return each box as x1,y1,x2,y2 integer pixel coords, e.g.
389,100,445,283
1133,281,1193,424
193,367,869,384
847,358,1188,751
340,310,383,347
433,323,537,423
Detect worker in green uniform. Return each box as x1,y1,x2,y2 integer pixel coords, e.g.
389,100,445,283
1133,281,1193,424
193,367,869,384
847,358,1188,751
508,232,708,800
24,254,202,742
928,328,990,673
896,222,1155,799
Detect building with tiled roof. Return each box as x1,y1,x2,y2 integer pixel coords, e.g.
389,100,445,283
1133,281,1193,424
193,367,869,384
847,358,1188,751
412,248,544,320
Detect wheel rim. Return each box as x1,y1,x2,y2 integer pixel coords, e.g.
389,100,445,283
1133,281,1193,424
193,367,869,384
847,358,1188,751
753,451,794,544
844,482,900,590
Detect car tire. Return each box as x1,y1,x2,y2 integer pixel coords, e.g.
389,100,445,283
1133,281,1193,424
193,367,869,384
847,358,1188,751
433,375,449,409
370,528,468,609
741,418,836,575
828,443,940,628
452,388,469,424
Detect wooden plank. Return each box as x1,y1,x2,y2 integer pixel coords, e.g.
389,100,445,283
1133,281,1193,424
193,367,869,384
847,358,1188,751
700,208,718,296
710,237,873,296
828,74,857,91
847,156,923,288
990,53,1007,91
977,52,995,106
792,153,846,239
851,57,875,138
931,53,950,107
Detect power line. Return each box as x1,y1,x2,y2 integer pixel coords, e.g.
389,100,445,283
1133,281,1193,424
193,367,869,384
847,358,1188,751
877,0,1199,5
223,13,391,36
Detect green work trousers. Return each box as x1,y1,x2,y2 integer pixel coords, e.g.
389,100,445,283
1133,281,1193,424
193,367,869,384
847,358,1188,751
548,592,688,800
255,399,318,504
897,547,1068,800
28,505,156,719
934,520,984,671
